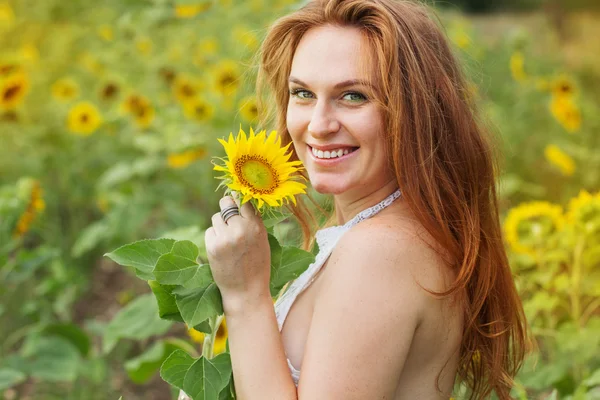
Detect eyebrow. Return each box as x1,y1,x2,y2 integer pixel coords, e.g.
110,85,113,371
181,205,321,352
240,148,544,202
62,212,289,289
288,76,375,90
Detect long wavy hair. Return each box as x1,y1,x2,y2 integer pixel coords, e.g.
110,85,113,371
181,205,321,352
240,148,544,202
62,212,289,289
256,0,532,398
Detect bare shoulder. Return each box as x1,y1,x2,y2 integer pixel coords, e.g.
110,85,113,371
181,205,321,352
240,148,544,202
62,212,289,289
331,214,455,298
298,212,455,398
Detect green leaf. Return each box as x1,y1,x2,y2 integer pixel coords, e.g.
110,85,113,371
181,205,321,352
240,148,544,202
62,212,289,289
41,323,91,357
210,353,233,390
584,368,600,387
160,349,195,390
71,221,110,258
153,241,213,289
175,284,223,328
193,319,212,334
268,233,314,297
182,357,224,400
0,368,26,391
125,338,196,384
148,281,183,322
26,336,81,382
103,294,173,354
104,239,176,280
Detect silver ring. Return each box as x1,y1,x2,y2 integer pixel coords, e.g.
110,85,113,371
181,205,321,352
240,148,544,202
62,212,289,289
220,205,240,223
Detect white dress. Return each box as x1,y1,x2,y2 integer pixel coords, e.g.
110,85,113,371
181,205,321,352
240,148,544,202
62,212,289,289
178,188,402,398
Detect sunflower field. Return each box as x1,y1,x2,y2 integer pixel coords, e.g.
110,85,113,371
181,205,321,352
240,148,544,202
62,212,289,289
0,0,599,399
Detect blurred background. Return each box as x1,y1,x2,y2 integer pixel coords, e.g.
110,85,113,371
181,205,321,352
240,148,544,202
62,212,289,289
1,0,599,399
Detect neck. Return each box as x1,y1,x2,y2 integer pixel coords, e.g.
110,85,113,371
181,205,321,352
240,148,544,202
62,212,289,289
333,179,400,226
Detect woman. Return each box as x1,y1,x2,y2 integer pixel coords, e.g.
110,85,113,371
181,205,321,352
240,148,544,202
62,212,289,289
196,0,532,399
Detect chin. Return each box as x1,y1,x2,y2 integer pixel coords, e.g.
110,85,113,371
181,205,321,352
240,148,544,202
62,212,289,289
309,179,350,195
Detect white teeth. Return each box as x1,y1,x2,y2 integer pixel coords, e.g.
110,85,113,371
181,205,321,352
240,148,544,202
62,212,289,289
311,146,355,159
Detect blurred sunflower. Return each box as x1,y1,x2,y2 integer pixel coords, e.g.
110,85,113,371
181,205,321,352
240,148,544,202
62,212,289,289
193,38,218,67
97,25,114,42
51,78,79,102
99,81,120,102
172,75,202,104
67,101,103,135
232,26,259,52
167,147,208,169
135,37,153,56
544,144,575,177
78,52,104,76
549,95,581,133
183,97,214,122
450,30,470,50
0,2,14,25
213,127,307,210
174,3,211,18
20,44,39,63
1,71,30,110
120,94,154,128
13,180,45,238
566,190,600,236
213,60,240,98
239,96,259,123
550,75,576,98
503,201,564,255
0,63,22,76
509,51,527,83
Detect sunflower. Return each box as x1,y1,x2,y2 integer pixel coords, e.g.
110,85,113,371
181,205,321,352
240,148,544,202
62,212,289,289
120,94,154,128
213,127,306,211
544,144,575,176
172,75,202,104
239,96,259,122
509,51,527,83
135,36,153,56
0,2,14,25
232,26,259,52
97,25,114,42
503,201,564,255
566,190,600,236
187,327,205,344
0,71,30,110
549,95,581,133
213,317,228,355
213,60,240,97
13,180,45,238
174,3,211,18
51,78,79,102
550,75,576,98
183,97,214,122
67,101,102,135
167,147,208,169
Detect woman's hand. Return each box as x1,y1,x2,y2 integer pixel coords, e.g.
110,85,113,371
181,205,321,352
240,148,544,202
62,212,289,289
205,194,272,313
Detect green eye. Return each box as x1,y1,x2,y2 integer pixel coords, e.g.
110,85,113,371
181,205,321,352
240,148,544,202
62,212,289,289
289,89,313,99
343,92,366,102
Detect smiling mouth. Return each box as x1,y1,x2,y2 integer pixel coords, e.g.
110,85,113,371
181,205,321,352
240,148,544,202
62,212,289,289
308,145,359,160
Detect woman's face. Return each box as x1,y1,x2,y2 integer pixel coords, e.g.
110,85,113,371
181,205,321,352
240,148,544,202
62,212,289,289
286,25,394,196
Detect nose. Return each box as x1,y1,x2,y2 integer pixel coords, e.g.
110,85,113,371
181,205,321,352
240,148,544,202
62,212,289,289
308,101,340,138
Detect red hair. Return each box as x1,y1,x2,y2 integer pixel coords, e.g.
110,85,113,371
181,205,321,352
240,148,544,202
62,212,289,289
256,0,533,398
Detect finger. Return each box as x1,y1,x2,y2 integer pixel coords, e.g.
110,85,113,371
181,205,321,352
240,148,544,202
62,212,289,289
219,195,242,224
230,191,258,220
204,226,215,250
211,211,227,235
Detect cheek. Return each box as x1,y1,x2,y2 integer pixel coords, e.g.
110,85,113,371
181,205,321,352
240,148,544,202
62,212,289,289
286,105,305,141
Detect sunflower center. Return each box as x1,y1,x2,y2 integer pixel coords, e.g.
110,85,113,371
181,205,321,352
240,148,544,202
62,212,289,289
235,155,279,194
3,84,20,101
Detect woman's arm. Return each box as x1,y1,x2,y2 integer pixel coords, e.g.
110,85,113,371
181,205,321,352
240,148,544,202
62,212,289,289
223,293,297,400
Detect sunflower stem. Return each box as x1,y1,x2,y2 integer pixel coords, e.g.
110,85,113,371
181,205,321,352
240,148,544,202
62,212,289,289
202,314,224,359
